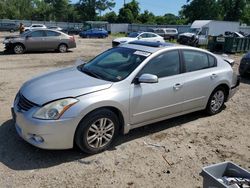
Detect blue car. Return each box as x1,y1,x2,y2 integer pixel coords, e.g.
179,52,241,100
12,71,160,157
79,28,108,38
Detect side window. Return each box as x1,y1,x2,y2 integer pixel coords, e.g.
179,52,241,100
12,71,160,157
140,33,148,38
30,31,45,37
148,33,156,38
46,30,61,37
183,50,209,72
208,55,217,67
139,50,180,78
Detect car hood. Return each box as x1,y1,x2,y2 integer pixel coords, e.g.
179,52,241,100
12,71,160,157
5,35,21,40
20,66,113,105
113,37,136,43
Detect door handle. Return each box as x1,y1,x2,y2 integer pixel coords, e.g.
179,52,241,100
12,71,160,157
210,73,217,79
173,83,183,90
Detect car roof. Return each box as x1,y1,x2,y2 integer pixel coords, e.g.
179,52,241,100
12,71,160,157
120,40,214,55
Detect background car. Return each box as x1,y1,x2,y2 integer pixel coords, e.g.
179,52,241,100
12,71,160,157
0,22,18,32
24,24,47,31
12,41,239,154
63,26,82,35
239,51,250,77
48,26,63,31
3,29,76,54
112,32,165,47
152,28,178,40
79,28,108,38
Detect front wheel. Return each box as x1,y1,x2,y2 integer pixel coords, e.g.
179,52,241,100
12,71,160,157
13,44,25,54
75,109,119,154
206,87,226,115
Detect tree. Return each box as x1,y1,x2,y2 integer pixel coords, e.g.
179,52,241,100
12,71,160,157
180,0,220,23
138,10,155,24
241,2,250,24
96,0,115,16
44,0,70,21
117,8,134,23
76,0,115,21
117,0,140,23
219,0,246,21
102,11,117,23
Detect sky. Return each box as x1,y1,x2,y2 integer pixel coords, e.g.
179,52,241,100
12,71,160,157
71,0,188,16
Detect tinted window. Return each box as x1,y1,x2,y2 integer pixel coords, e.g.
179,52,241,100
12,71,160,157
46,30,61,37
148,33,157,37
140,33,148,38
81,47,147,82
30,31,45,37
208,55,216,67
139,50,180,78
183,50,209,72
32,25,43,27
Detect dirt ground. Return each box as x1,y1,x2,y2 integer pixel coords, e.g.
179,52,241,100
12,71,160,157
0,32,249,188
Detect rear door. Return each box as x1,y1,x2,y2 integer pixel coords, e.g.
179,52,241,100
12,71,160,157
180,49,218,111
24,30,46,51
44,30,62,49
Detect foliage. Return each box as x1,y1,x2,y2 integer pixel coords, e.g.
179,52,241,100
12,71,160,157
0,0,249,25
181,0,250,24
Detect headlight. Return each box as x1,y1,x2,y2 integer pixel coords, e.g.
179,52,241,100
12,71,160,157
33,98,79,120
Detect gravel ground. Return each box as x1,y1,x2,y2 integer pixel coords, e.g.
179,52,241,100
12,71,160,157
0,32,249,188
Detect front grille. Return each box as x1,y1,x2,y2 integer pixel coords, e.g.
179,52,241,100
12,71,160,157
17,93,38,111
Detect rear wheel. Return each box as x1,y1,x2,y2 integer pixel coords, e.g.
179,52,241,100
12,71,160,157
75,109,119,154
58,44,68,53
13,44,25,54
206,87,226,115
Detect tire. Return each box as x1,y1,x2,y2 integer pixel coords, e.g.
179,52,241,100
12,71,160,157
58,44,68,53
13,44,25,54
75,109,119,154
206,87,226,115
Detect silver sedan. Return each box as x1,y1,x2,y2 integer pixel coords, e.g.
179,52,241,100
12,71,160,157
12,41,240,154
3,29,76,54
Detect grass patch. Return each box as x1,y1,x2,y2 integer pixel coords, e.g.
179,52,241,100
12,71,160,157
110,33,127,38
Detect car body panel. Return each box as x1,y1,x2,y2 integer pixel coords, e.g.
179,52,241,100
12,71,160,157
12,43,239,150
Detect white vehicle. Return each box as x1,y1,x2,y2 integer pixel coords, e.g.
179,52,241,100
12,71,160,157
48,26,63,31
112,32,165,47
153,28,178,40
178,20,240,45
24,24,47,31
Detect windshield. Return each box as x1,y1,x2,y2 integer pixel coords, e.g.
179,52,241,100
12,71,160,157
20,30,31,37
79,47,149,82
188,28,199,34
128,32,139,38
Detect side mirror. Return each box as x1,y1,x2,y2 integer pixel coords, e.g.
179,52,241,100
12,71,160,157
138,74,158,84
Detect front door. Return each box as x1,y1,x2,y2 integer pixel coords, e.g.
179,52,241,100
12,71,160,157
25,30,46,51
130,50,184,125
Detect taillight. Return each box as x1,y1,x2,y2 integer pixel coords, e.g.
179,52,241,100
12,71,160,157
69,36,75,42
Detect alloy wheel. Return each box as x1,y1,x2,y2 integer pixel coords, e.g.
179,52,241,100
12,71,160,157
86,118,115,149
210,90,225,112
